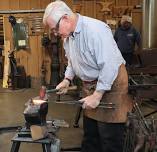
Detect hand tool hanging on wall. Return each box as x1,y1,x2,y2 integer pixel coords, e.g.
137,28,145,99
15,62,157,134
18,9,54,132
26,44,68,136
27,16,44,35
41,62,47,86
8,15,16,26
7,50,18,89
0,16,4,44
49,35,61,88
9,16,29,50
41,33,50,47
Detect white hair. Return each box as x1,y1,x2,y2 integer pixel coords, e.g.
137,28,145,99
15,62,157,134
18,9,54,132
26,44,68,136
43,0,73,26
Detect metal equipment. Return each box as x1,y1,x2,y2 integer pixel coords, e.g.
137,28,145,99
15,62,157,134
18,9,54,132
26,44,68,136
10,86,69,152
125,2,157,149
46,87,116,109
123,74,157,152
10,121,61,152
23,99,48,128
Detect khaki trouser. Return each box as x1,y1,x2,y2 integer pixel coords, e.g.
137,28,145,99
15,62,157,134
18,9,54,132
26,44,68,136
83,64,133,123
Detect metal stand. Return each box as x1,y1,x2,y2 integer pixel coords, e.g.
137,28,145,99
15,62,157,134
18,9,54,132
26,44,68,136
10,132,55,152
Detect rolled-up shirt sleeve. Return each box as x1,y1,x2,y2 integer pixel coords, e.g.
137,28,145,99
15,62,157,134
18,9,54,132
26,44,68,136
89,27,124,91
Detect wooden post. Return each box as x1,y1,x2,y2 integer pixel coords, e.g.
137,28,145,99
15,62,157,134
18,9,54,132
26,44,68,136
3,40,10,88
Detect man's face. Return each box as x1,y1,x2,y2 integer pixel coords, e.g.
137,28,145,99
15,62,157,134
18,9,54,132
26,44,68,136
121,21,131,29
47,15,72,39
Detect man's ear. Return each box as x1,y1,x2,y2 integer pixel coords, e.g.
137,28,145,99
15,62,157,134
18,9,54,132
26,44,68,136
62,14,69,21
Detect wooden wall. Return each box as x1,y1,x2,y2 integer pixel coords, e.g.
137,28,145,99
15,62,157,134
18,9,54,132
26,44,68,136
1,0,73,88
73,0,142,32
3,13,52,87
0,0,142,87
0,0,51,10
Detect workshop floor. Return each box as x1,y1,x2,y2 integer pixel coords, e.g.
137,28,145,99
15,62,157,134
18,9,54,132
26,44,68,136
0,81,83,152
1,80,157,152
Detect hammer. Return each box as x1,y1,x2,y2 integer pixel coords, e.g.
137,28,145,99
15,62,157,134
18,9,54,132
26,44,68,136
46,85,77,93
39,85,77,99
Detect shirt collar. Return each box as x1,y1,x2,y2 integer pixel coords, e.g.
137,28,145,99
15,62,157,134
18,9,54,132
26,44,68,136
72,13,82,36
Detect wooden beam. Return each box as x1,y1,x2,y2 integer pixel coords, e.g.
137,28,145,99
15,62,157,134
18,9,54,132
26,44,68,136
2,40,10,88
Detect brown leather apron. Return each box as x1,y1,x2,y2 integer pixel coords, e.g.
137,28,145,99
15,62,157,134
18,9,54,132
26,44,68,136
82,64,133,123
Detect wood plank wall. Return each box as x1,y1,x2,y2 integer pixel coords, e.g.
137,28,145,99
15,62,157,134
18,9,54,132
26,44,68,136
0,0,142,87
0,0,51,10
0,0,54,87
73,0,142,32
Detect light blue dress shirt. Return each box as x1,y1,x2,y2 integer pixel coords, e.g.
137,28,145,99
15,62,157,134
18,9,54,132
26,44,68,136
63,14,125,92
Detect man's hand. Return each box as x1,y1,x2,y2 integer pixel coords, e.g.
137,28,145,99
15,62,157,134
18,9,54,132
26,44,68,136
80,91,104,109
56,79,70,94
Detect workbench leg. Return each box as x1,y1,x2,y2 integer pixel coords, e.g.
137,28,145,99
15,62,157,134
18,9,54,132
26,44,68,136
42,143,51,152
10,141,21,152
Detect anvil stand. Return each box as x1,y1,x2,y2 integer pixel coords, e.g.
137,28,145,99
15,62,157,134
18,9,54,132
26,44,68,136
10,121,60,152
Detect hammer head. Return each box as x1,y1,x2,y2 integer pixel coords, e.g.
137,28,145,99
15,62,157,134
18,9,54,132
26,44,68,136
39,86,47,100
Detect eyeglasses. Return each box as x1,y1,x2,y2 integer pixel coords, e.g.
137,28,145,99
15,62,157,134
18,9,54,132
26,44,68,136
51,17,62,36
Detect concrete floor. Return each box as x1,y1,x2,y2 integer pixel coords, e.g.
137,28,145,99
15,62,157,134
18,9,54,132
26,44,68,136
0,82,83,152
1,80,157,152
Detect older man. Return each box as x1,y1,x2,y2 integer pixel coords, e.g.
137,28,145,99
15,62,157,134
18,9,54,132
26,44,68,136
114,15,141,66
43,1,133,152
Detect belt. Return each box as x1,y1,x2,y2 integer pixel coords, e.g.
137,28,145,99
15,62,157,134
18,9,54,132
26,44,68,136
82,79,97,84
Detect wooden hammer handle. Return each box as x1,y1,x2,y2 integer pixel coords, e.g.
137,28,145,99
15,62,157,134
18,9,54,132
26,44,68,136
46,85,77,93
